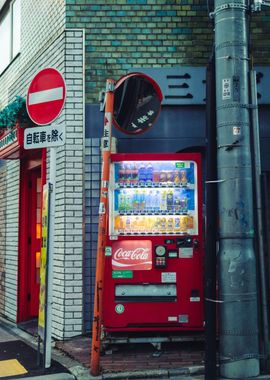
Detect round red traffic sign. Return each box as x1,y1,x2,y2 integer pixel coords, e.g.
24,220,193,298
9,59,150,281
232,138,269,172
26,68,66,125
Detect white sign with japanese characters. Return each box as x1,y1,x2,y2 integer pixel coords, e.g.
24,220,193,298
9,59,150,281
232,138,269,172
23,124,65,149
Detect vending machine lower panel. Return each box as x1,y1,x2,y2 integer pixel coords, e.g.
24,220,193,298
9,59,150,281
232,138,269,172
103,236,204,332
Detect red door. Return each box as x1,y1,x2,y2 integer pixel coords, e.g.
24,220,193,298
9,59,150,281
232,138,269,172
18,160,43,321
28,169,42,317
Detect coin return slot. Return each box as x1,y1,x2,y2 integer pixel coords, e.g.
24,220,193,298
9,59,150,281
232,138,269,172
115,284,177,302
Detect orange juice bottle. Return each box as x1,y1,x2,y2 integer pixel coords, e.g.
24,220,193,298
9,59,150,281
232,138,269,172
180,215,188,233
167,217,174,232
187,215,194,229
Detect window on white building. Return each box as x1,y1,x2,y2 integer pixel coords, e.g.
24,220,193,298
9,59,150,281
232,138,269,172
0,0,21,74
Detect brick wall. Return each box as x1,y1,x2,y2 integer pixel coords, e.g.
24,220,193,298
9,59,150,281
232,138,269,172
66,0,213,103
66,0,270,104
84,138,100,331
251,11,270,63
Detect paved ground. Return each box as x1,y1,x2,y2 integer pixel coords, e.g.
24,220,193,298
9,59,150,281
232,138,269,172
0,318,206,379
56,336,205,374
0,340,69,377
2,318,270,379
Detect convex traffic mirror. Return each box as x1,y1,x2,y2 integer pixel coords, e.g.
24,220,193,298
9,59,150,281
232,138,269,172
113,73,163,135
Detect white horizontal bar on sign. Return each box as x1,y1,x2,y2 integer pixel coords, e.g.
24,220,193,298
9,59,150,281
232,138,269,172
29,87,63,105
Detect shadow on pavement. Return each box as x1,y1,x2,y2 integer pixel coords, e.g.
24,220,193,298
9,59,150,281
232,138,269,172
0,340,70,379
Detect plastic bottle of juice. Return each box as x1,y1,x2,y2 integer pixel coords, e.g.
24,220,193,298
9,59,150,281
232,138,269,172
160,190,167,211
125,216,131,231
146,163,153,182
124,163,131,182
180,169,188,186
114,216,120,230
174,190,181,212
180,215,188,233
153,163,160,183
146,217,153,232
138,163,146,182
167,189,174,212
166,163,174,183
145,190,152,211
132,190,140,211
159,165,167,182
174,217,181,231
118,190,125,212
167,217,174,232
139,217,145,231
118,163,125,183
125,191,132,212
160,217,167,233
140,190,146,211
174,170,181,184
131,163,138,182
153,190,161,211
180,196,188,213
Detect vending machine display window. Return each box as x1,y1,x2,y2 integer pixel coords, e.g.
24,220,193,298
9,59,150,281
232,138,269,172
109,160,198,237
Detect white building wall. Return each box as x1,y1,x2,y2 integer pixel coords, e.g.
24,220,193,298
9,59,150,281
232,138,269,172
0,164,7,316
51,29,85,339
0,0,85,339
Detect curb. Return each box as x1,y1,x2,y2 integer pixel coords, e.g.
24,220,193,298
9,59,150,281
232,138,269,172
16,374,75,380
74,365,205,380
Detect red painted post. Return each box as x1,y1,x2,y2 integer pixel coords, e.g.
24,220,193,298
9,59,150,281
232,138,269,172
90,79,115,376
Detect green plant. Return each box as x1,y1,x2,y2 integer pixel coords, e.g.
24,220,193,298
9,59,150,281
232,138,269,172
0,96,32,130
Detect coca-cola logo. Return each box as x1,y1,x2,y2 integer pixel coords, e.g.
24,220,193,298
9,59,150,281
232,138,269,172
112,240,152,270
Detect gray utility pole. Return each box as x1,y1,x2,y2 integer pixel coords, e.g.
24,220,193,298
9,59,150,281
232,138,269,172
213,0,260,378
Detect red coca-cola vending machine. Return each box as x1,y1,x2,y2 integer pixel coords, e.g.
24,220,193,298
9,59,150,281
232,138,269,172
103,153,204,332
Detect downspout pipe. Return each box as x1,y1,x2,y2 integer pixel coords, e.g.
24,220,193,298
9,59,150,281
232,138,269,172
205,53,217,380
213,0,260,377
250,70,270,370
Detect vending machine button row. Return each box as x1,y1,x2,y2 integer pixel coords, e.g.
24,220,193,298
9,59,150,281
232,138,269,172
118,211,189,216
116,182,192,189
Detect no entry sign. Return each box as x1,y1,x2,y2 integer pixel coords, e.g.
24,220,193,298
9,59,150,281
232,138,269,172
26,68,66,125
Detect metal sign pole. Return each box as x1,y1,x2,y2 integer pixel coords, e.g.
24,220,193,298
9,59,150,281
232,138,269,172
44,147,56,368
26,68,66,370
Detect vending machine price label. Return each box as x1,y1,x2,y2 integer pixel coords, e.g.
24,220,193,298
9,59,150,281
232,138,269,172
112,270,133,279
175,162,185,168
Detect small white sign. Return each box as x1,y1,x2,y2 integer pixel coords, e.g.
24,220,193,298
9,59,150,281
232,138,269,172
179,247,193,258
161,272,176,283
233,126,241,135
168,316,178,322
24,124,65,149
222,78,231,100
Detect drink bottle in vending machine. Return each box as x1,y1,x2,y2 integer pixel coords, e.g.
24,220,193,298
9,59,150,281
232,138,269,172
104,153,204,333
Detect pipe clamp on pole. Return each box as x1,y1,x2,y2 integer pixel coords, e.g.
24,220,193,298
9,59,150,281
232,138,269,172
211,2,249,16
